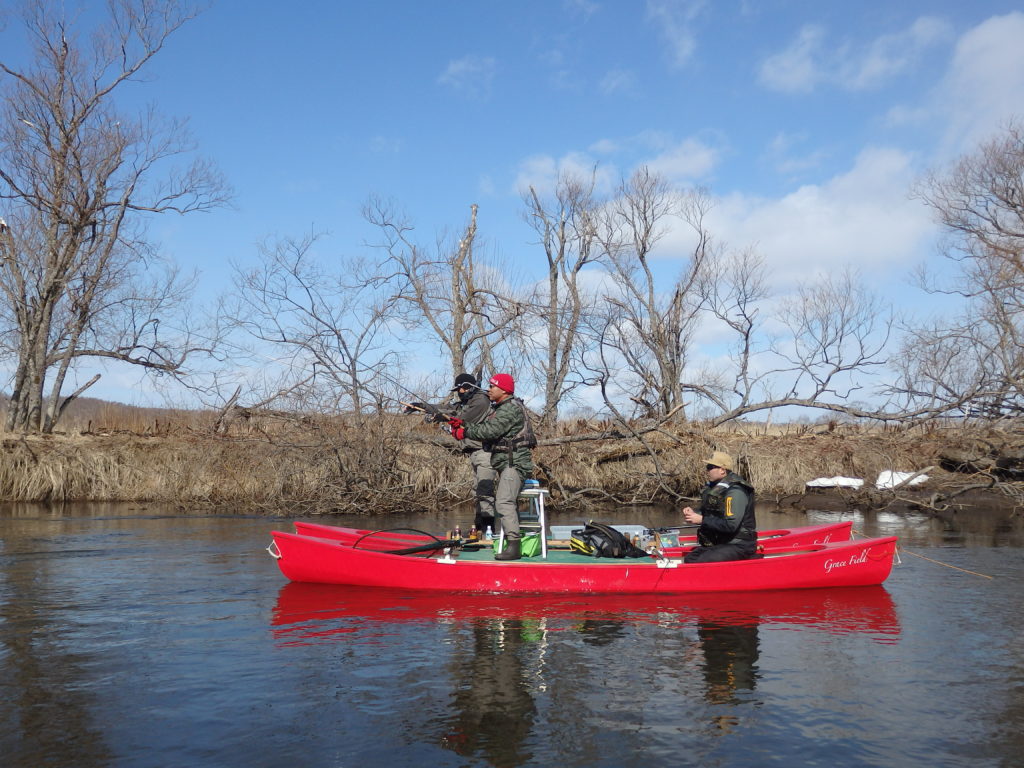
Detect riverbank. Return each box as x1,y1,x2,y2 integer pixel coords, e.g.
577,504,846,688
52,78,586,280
1,418,1021,517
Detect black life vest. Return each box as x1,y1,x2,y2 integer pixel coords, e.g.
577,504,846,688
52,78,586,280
698,472,757,546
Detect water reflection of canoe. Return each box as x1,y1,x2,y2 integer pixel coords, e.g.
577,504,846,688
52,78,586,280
267,529,897,593
270,582,901,641
291,520,854,555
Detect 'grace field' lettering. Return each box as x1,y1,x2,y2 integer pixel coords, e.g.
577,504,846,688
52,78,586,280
823,549,869,574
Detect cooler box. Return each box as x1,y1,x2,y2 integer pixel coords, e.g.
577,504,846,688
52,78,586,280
549,524,647,541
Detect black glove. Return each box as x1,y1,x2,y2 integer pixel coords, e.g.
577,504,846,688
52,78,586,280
403,401,428,414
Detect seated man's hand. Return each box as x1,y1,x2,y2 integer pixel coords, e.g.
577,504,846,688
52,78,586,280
682,507,703,525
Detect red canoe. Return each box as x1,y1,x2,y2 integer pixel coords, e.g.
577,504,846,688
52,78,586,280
270,582,900,644
290,519,854,555
267,529,897,593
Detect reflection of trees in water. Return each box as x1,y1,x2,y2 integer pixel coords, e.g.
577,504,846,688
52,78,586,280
0,541,112,767
441,617,539,766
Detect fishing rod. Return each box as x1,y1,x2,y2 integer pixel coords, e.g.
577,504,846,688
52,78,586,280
358,362,482,420
367,371,442,410
398,399,454,424
354,366,455,425
648,525,701,533
360,364,489,434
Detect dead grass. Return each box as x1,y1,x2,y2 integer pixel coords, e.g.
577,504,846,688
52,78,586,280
0,412,1015,514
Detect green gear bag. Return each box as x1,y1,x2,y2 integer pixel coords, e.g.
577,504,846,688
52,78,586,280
493,532,541,557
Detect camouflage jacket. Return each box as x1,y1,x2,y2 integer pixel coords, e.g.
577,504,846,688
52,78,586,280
464,397,534,478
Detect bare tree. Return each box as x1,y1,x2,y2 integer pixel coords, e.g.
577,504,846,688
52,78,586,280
685,267,898,425
520,169,600,423
228,232,399,415
363,198,522,383
574,169,901,427
0,0,229,432
687,245,770,412
899,121,1024,419
595,170,712,419
766,269,893,414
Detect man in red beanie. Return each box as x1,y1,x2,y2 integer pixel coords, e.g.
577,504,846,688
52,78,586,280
451,373,536,560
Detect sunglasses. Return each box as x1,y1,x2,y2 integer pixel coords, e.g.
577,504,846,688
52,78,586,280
705,464,720,471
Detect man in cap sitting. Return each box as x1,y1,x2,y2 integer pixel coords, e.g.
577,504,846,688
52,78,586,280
681,451,758,564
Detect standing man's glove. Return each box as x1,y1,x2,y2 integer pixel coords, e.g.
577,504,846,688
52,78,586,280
402,401,427,414
448,417,465,440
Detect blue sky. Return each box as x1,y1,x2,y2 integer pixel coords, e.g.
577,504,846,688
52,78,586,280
4,0,1024,408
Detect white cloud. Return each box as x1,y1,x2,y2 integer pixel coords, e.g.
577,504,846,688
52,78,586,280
645,137,719,181
512,152,618,197
565,0,599,19
437,55,497,98
646,0,706,68
511,142,930,299
839,16,952,90
514,132,720,197
589,138,620,155
706,147,934,287
535,47,581,91
883,103,930,128
936,12,1024,154
600,68,636,95
758,24,825,93
759,17,951,94
763,132,828,176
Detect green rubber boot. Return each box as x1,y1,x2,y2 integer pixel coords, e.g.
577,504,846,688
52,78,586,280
494,537,522,561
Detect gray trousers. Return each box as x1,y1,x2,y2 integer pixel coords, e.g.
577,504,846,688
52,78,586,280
494,466,524,538
469,449,497,521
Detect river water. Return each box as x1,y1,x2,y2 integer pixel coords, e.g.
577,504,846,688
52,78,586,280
1,502,1022,767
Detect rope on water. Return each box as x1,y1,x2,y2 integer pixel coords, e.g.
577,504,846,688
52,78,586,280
853,527,994,580
897,546,993,580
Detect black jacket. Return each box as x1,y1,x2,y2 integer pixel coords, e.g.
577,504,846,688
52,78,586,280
697,471,757,546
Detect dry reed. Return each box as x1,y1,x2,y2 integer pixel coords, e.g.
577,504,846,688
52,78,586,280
0,407,1013,514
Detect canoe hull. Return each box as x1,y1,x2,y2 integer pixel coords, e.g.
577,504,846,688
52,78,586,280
269,530,897,594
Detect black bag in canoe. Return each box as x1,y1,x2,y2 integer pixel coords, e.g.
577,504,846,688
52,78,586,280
569,522,649,558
